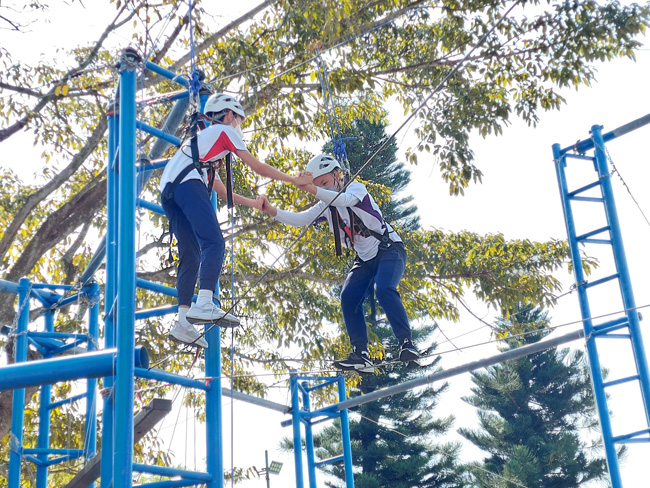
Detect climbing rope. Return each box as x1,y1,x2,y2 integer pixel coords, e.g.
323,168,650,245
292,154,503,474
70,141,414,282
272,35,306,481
187,0,202,110
313,46,350,168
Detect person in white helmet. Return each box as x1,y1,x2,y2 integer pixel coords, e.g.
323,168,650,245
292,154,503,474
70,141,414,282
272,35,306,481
258,153,420,372
160,93,312,348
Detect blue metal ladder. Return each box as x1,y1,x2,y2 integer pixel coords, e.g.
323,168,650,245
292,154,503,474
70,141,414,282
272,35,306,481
286,374,355,488
552,116,650,487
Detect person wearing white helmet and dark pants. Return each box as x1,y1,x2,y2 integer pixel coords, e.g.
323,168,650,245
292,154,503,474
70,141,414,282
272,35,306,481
160,93,312,348
258,153,420,371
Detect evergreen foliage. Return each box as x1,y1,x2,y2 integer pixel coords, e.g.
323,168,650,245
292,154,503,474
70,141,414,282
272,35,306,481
1,0,646,483
460,304,611,487
325,116,420,230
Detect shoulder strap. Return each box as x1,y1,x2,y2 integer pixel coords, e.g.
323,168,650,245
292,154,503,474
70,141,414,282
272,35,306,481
224,153,234,209
346,207,392,248
189,111,214,197
329,207,343,256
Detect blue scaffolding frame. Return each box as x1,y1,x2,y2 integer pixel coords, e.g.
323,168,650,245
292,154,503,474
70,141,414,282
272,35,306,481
0,47,355,488
287,374,355,488
13,46,648,488
552,114,650,487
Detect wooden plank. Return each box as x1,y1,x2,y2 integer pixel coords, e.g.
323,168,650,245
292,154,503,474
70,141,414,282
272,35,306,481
63,398,172,488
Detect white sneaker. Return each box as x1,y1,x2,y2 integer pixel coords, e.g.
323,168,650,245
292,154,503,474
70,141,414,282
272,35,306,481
169,321,208,348
186,302,240,327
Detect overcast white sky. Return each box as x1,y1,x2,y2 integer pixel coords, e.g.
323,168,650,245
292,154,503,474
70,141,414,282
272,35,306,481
2,1,650,487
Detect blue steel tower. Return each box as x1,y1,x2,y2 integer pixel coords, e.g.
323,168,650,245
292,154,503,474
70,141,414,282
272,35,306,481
0,47,357,488
1,48,226,488
553,114,650,487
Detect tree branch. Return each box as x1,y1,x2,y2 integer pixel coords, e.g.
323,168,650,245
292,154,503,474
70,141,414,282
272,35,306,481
0,117,108,266
168,0,273,73
0,2,137,142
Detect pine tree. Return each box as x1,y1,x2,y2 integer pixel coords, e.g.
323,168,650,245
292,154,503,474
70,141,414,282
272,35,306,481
310,321,467,488
325,116,420,230
459,304,610,487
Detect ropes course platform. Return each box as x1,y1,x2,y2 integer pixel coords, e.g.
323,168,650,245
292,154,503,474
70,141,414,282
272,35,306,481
1,15,649,486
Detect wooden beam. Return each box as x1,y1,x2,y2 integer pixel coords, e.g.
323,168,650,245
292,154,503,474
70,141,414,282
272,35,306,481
62,398,172,488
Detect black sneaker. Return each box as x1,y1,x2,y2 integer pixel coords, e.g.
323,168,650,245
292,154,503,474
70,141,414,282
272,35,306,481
333,350,374,373
399,338,420,362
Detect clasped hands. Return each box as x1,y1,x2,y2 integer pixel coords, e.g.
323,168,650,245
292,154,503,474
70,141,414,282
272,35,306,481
255,170,314,216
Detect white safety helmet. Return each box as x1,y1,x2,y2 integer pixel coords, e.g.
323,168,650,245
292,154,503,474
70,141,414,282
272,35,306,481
203,93,246,120
306,153,341,178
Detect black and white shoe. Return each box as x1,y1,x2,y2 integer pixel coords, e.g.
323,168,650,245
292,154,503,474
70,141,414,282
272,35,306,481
399,338,420,362
333,350,374,373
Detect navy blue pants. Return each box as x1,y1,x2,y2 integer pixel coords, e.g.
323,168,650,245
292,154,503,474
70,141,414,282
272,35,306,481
161,179,225,307
340,243,412,351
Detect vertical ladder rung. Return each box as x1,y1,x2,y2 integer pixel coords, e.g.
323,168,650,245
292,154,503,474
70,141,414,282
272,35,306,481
603,374,639,388
583,274,620,289
568,180,602,197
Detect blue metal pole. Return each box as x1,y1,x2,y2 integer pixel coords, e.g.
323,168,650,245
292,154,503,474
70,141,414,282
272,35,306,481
101,100,118,488
562,112,650,155
135,121,182,146
591,125,650,426
135,368,209,391
301,383,318,488
134,306,177,321
144,61,190,87
136,198,165,215
35,310,54,488
114,47,141,488
85,283,100,473
8,278,30,488
205,324,223,488
0,278,19,294
136,278,178,297
132,463,212,482
290,374,305,488
0,347,149,390
552,143,622,486
337,376,354,488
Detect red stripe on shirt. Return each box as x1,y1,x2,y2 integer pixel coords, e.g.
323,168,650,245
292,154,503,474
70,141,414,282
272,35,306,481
202,130,238,162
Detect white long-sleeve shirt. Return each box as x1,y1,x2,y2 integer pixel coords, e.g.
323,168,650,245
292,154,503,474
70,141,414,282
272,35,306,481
274,181,401,261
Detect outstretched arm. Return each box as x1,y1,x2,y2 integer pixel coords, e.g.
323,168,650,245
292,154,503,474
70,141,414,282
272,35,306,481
257,195,324,227
235,149,312,186
213,178,262,210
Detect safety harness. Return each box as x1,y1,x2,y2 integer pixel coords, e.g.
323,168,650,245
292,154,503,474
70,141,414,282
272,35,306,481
161,112,234,262
161,113,219,203
330,206,393,256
